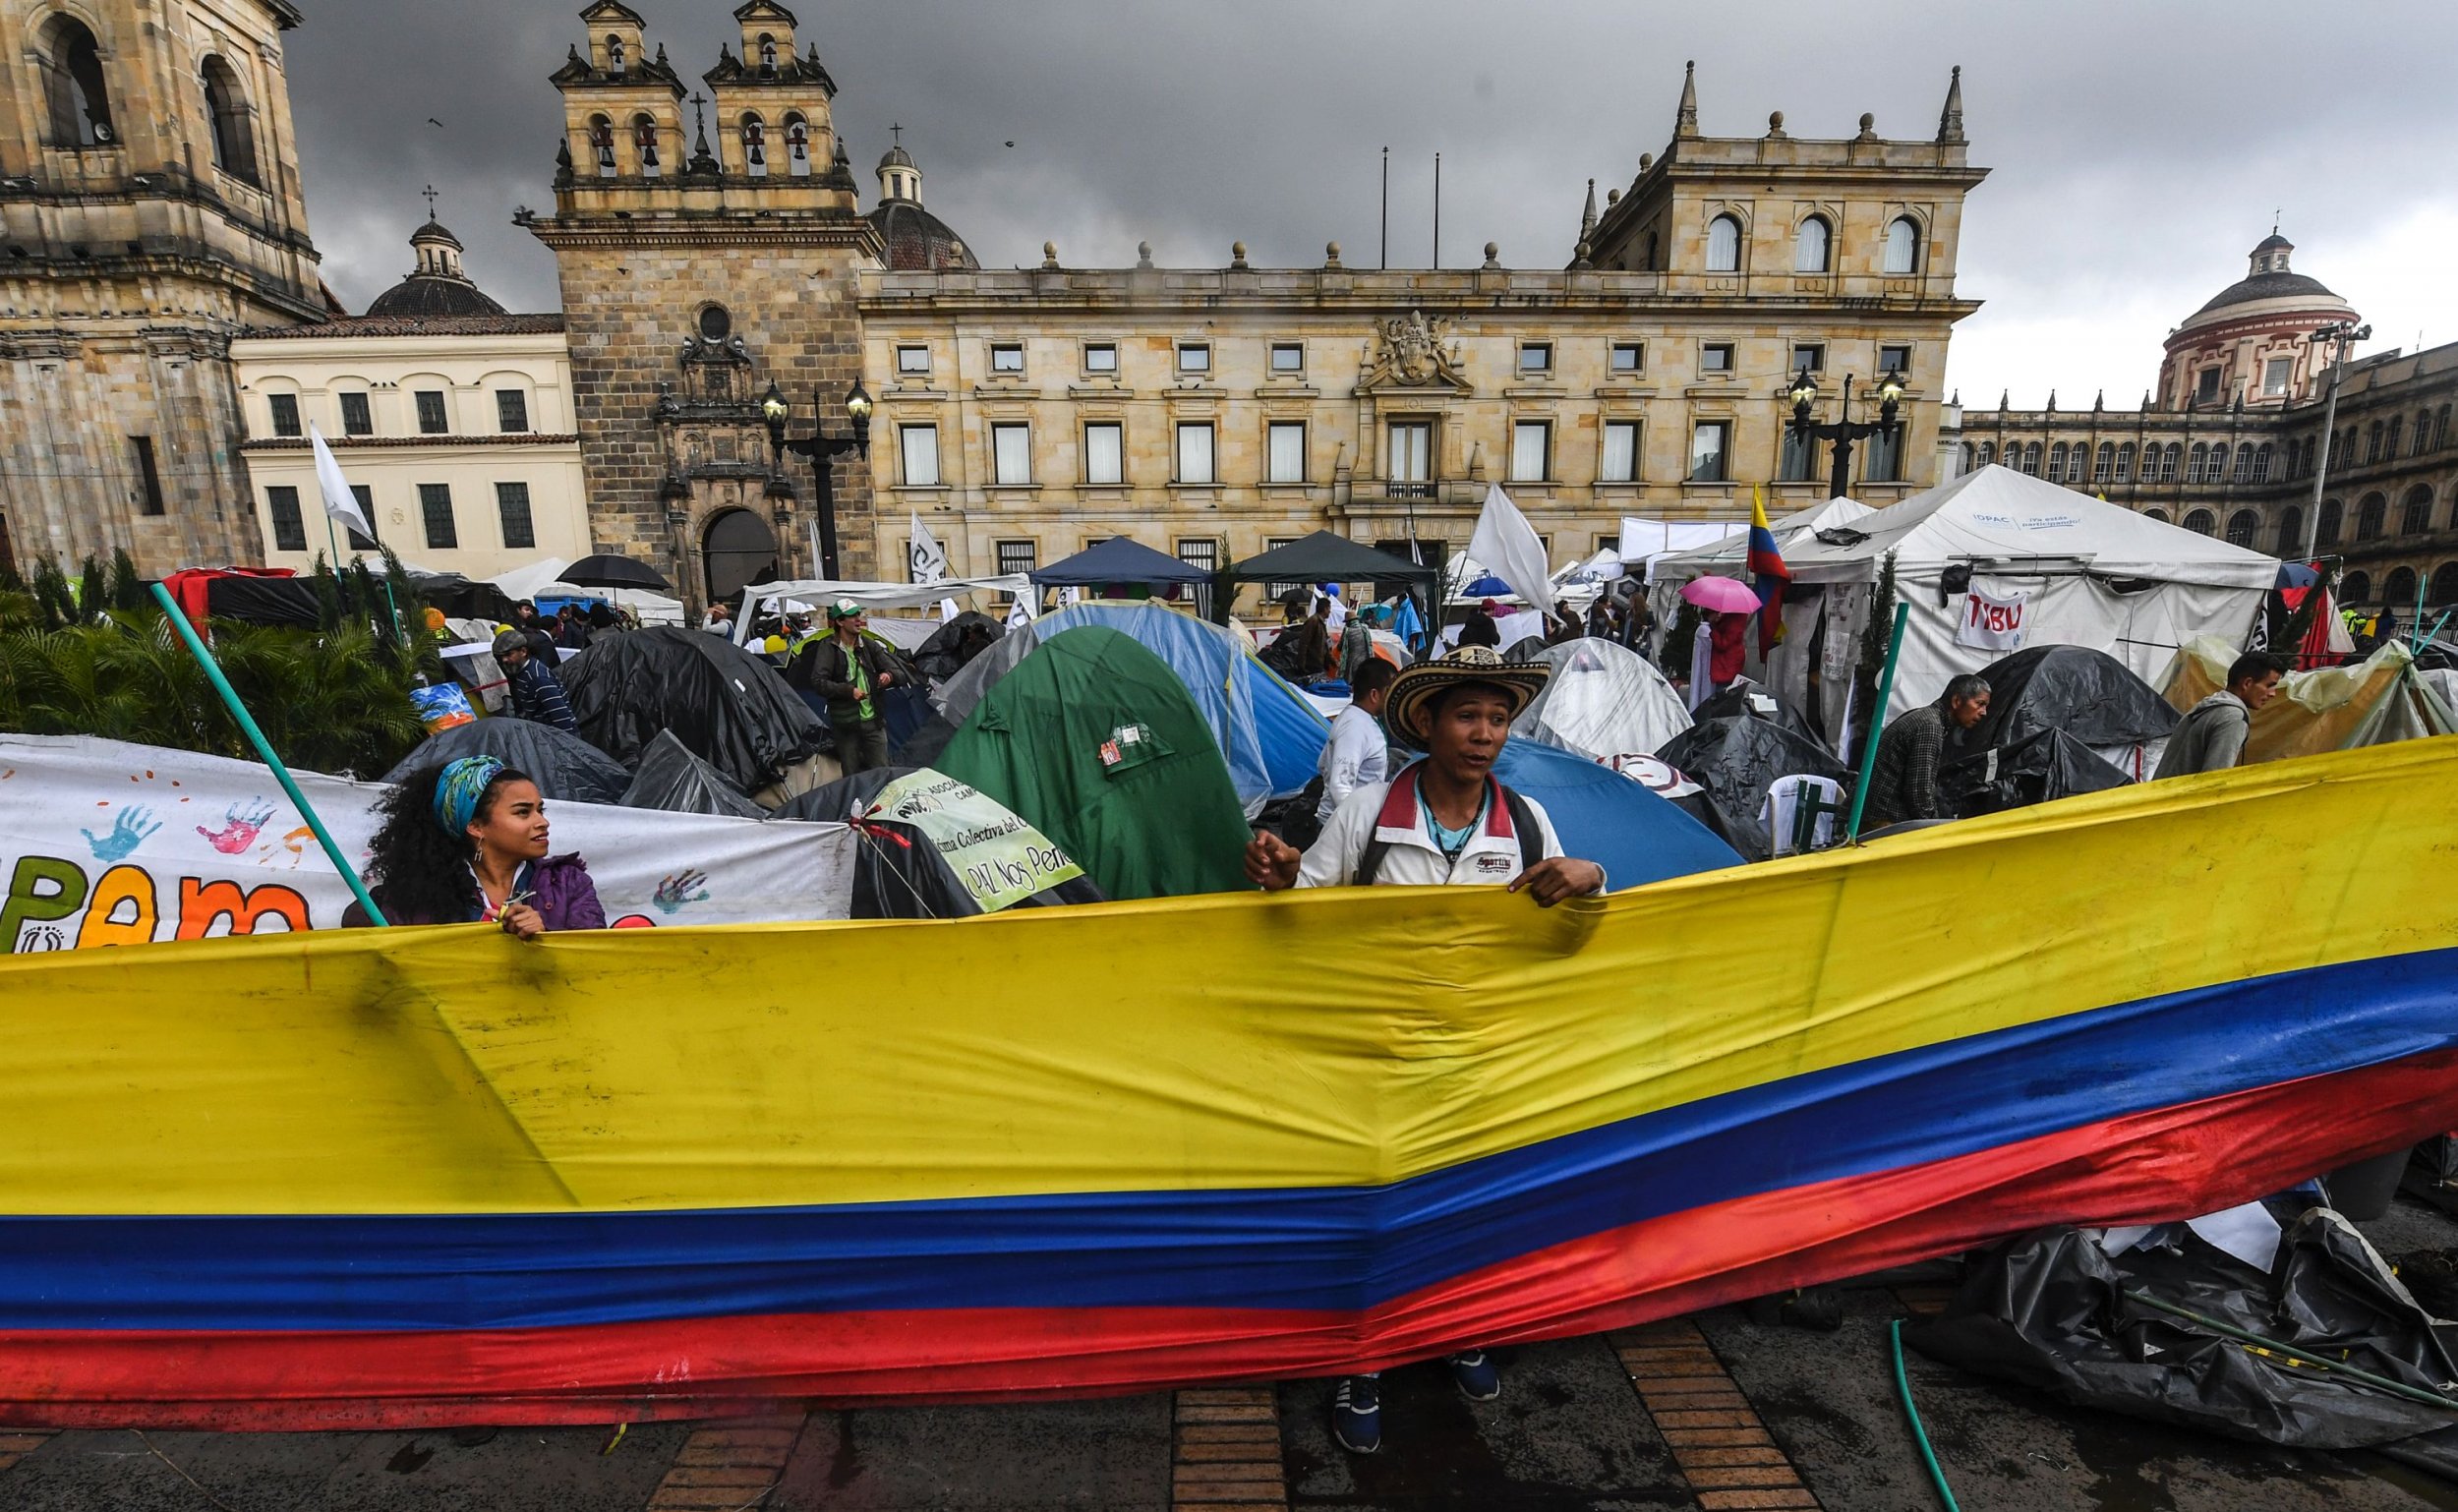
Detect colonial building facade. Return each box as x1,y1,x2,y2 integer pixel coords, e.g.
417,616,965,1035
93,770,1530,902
1951,234,2458,615
0,0,322,576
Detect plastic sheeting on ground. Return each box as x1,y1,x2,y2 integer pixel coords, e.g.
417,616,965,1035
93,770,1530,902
1654,715,1853,859
773,767,1105,919
0,739,2452,1426
382,718,632,804
1489,738,1741,888
935,625,1255,900
1511,639,1692,767
2161,635,2458,762
557,627,826,792
620,729,766,819
932,603,1327,808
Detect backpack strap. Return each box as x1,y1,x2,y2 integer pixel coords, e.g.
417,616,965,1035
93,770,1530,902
1501,786,1544,874
1355,834,1391,888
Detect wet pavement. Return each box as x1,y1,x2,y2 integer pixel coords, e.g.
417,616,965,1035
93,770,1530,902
14,1197,2458,1511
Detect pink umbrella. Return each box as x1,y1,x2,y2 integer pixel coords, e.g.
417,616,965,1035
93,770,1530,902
1679,576,1761,614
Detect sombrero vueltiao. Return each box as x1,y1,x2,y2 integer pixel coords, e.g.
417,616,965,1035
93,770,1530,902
1384,644,1550,749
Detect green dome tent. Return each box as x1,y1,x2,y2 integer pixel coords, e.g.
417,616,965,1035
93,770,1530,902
936,626,1253,900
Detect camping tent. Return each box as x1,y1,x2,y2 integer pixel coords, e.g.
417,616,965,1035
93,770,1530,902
1032,536,1212,589
930,603,1326,808
772,766,1105,918
620,728,767,819
1706,467,2275,730
1655,715,1853,860
935,626,1256,899
1940,726,2133,817
1641,497,1878,713
381,717,634,804
1215,532,1437,624
556,627,827,791
2161,635,2458,761
1489,738,1742,888
1963,644,2179,781
1512,637,1692,766
1691,679,1831,756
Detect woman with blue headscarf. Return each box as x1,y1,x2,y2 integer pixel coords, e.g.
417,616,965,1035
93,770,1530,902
347,756,606,936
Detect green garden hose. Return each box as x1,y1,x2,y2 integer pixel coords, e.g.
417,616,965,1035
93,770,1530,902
1891,1317,1961,1511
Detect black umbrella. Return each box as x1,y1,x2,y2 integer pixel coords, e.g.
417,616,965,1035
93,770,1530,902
561,553,671,591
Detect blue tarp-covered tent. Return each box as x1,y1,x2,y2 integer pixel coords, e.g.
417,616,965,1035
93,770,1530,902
1491,736,1743,889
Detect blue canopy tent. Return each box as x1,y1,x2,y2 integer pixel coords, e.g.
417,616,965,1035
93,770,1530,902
1031,536,1214,589
1490,737,1743,889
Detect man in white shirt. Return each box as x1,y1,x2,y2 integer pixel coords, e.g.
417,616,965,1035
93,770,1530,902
1316,659,1396,828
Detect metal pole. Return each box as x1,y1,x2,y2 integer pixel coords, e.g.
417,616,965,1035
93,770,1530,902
812,446,842,580
1432,151,1440,269
1826,376,1857,501
2302,328,2362,560
1379,146,1388,270
1844,602,1911,843
147,583,389,925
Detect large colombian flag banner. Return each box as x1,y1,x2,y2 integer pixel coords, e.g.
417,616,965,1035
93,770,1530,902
2,738,2456,1428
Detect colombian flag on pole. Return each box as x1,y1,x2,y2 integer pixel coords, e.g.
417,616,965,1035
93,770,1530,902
1748,484,1790,657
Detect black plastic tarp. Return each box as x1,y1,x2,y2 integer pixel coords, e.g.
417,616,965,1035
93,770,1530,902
1654,715,1851,859
380,718,632,804
407,571,517,624
204,575,321,627
556,626,827,791
619,728,767,818
1965,644,2180,750
1908,1216,2458,1479
771,766,1105,919
1941,725,2134,816
1692,680,1831,756
913,611,1004,685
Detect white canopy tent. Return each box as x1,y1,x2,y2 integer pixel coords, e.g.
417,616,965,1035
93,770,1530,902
731,575,1029,646
1644,498,1878,721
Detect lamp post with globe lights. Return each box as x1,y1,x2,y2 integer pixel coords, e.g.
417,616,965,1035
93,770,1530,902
1783,368,1905,501
763,378,873,580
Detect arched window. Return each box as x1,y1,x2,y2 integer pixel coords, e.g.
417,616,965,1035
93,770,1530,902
2386,417,2403,458
2253,442,2273,484
589,114,616,175
2225,510,2258,549
2437,405,2452,450
2092,442,2114,484
1973,440,1994,468
2161,442,2182,482
740,114,767,176
2115,442,2135,483
2385,567,2418,606
40,16,114,147
2143,508,2171,525
633,113,662,176
2182,509,2215,537
757,33,778,73
1705,213,1742,272
2274,507,2303,555
2187,442,2208,483
1793,215,1831,273
784,113,811,176
200,56,258,186
2435,563,2458,607
2366,422,2382,463
2404,486,2436,536
2418,411,2435,457
703,508,780,602
2343,571,2372,604
607,33,626,70
2021,441,2042,476
2316,497,2342,547
1883,216,1920,274
2230,443,2253,483
2046,441,2068,483
1959,442,1975,473
1643,230,1661,270
2357,493,2387,541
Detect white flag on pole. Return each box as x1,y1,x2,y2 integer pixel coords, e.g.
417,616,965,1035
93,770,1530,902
310,426,374,546
908,512,950,585
1468,483,1555,622
1005,593,1036,629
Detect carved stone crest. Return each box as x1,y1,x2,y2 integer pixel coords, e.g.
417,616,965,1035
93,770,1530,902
1361,309,1469,390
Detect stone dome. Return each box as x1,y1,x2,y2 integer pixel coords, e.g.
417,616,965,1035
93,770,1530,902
2183,232,2350,324
867,198,978,272
363,219,507,319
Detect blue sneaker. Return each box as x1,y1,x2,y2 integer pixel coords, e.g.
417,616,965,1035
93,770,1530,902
1331,1374,1381,1454
1448,1350,1500,1401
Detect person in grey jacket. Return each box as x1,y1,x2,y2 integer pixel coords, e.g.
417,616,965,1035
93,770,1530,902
2155,652,2285,779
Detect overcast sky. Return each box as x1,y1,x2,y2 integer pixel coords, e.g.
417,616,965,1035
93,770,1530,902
285,2,2458,410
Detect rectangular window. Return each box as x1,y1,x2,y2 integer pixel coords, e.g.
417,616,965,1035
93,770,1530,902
2263,357,2293,397
1600,420,1640,483
1083,422,1124,485
495,389,530,434
1176,422,1215,484
989,342,1024,374
990,423,1031,485
996,539,1036,577
1175,538,1217,572
2195,368,2222,405
1689,421,1731,483
1083,342,1118,374
896,344,931,376
414,390,448,435
1387,420,1433,492
339,391,373,436
495,482,535,550
900,425,941,487
1510,420,1551,482
1700,343,1735,375
347,484,379,551
1266,421,1306,483
418,482,457,550
267,393,301,437
1609,341,1644,374
1517,341,1552,375
1176,342,1210,375
1269,342,1305,374
131,436,165,515
1878,344,1912,374
1778,426,1820,483
264,485,306,552
1863,429,1903,484
1789,342,1825,374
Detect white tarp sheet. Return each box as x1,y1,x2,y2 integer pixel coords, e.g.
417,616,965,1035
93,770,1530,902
1512,637,1693,767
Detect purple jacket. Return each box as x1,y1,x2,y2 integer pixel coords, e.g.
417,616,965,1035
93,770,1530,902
346,854,607,931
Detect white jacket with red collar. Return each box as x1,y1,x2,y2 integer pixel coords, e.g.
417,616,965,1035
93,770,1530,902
1296,759,1599,891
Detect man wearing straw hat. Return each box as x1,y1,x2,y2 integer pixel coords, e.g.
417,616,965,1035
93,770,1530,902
1243,644,1606,1452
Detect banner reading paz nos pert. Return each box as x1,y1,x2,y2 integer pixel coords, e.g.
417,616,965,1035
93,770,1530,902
0,734,856,951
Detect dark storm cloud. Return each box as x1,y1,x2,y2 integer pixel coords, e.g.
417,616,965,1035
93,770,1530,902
284,2,2458,407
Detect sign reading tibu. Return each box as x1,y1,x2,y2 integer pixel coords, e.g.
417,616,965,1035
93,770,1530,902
860,769,1083,913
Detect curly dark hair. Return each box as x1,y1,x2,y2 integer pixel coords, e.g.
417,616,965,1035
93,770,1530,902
364,763,533,925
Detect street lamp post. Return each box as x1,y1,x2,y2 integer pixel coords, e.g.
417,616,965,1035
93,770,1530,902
1784,369,1906,501
2299,320,2371,562
762,378,874,580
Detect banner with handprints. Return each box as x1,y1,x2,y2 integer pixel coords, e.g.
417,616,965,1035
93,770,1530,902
0,734,856,952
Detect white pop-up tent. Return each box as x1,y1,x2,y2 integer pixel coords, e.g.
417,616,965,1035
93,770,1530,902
1644,497,1878,720
1746,466,2276,729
